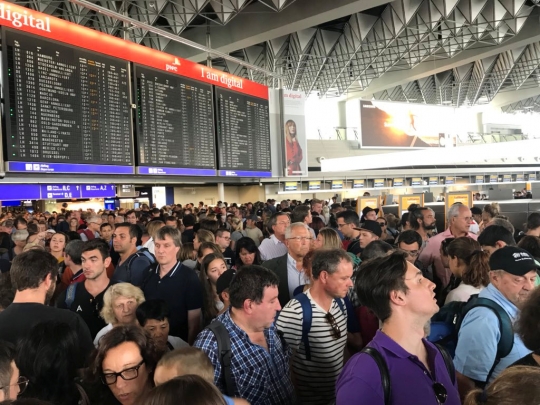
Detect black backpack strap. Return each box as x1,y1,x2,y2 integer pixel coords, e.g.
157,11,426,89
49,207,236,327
361,346,391,405
207,321,235,397
464,297,514,384
434,343,456,385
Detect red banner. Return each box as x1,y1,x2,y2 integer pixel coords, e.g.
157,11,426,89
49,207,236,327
0,0,268,99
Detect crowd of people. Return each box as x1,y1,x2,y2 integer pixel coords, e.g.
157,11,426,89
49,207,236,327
0,197,539,405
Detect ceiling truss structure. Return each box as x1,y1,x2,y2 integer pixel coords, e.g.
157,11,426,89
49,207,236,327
502,94,540,113
11,0,540,111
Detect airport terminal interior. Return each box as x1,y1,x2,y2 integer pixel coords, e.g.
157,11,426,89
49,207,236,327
0,0,538,404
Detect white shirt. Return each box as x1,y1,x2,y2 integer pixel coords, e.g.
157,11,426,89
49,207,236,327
94,323,113,347
445,283,484,305
259,234,288,261
143,237,155,255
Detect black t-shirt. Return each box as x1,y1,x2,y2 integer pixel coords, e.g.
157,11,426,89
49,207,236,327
0,303,93,367
181,229,195,244
347,239,362,256
56,281,109,339
142,262,203,341
223,246,236,268
111,251,153,287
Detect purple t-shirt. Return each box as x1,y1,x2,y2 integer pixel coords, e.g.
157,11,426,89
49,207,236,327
336,331,460,405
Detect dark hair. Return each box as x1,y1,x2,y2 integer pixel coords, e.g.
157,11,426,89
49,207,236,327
471,206,482,216
26,223,38,236
107,213,116,219
114,222,140,240
527,212,540,231
13,217,27,230
409,207,428,231
215,229,230,239
478,225,516,247
0,341,15,390
360,240,394,262
199,219,219,234
89,325,158,384
183,214,196,228
0,399,53,405
464,366,540,405
64,240,84,265
400,212,410,228
355,252,409,322
0,273,15,310
396,230,422,248
125,210,138,219
82,239,110,260
136,300,170,327
516,287,540,354
16,322,79,405
518,236,540,259
66,231,81,241
335,211,360,227
447,237,490,288
100,223,112,231
138,375,226,405
10,250,58,292
291,205,310,223
200,254,226,325
234,237,262,267
311,249,352,279
228,265,279,309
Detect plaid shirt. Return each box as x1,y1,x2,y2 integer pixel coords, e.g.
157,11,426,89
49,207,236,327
194,309,296,405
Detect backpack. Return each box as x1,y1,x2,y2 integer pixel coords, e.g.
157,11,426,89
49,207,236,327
206,320,235,397
428,294,514,383
294,292,345,361
125,248,156,284
362,343,455,405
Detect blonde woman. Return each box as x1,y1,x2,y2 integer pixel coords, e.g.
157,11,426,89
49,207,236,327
93,282,145,347
311,227,342,250
229,217,245,251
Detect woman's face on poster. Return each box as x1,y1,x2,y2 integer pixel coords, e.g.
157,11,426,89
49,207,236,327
288,122,296,136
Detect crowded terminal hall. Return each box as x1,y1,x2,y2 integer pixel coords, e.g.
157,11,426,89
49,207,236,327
1,0,540,404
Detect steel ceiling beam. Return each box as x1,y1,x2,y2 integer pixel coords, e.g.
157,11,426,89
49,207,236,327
69,0,282,78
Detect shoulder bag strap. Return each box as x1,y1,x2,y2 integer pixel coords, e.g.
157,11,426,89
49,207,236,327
207,321,235,397
361,346,391,405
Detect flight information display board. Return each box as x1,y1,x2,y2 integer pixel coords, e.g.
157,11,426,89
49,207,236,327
2,28,134,174
215,88,271,177
135,65,216,176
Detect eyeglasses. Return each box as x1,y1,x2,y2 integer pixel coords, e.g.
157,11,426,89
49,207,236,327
325,312,342,339
397,248,419,257
0,376,29,395
377,222,387,227
287,236,313,242
337,223,349,228
432,382,448,404
102,359,145,385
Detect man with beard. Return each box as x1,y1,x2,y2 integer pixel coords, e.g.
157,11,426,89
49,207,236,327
409,207,437,246
0,250,93,368
285,119,303,176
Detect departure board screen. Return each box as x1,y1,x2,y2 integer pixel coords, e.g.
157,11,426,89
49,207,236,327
215,88,271,177
135,65,216,176
2,29,134,174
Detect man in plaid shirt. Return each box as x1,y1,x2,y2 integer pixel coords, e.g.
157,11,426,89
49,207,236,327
194,265,296,405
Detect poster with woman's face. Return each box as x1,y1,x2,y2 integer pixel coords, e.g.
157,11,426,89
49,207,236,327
283,91,307,177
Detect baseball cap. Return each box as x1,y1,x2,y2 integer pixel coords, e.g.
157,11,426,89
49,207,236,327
354,220,382,238
361,206,379,221
216,269,236,296
489,246,539,276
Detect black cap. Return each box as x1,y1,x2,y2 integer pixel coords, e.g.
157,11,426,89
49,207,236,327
354,220,382,238
216,269,236,295
361,206,379,221
489,246,539,276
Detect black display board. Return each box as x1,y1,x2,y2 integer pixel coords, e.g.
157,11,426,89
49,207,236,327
215,87,271,175
135,64,216,170
2,29,133,167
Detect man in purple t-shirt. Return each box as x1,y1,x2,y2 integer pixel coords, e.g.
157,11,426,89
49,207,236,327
336,252,460,405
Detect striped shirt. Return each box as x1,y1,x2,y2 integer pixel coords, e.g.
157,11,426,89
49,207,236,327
259,234,288,261
276,289,348,405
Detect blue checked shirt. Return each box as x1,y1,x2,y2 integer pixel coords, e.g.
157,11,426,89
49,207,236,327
194,309,296,405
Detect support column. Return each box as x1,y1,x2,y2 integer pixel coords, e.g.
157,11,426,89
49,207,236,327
218,183,225,202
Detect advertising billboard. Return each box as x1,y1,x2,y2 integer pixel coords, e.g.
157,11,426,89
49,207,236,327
283,91,307,177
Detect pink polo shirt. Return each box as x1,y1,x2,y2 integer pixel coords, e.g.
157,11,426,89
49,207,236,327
418,228,477,287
